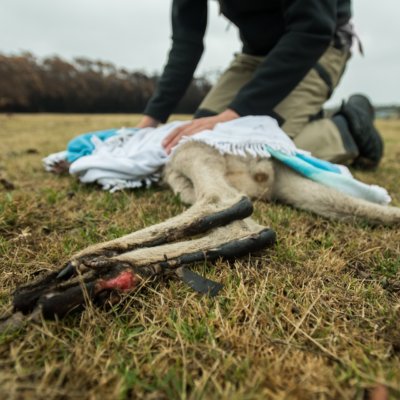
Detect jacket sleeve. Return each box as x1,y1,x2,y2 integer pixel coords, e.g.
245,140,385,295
143,0,208,123
229,0,337,120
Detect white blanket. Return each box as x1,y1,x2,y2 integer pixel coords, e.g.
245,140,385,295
69,122,183,191
69,117,296,192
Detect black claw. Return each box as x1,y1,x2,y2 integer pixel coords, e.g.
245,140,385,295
56,263,76,280
177,267,223,297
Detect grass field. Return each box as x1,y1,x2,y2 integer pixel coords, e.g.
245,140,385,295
0,114,399,400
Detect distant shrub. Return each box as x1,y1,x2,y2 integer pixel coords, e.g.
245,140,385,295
0,52,211,113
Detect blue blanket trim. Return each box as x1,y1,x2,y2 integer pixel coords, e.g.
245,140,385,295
266,146,388,204
266,147,341,181
295,153,342,174
66,129,120,162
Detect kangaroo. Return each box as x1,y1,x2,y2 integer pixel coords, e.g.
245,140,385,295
2,140,399,330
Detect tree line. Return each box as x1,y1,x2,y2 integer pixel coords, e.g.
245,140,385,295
0,53,212,113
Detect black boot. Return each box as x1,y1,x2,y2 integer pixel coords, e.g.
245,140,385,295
334,94,384,170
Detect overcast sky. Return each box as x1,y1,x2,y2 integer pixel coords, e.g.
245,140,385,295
0,0,399,106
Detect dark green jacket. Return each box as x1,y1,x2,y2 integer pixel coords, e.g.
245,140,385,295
144,0,352,123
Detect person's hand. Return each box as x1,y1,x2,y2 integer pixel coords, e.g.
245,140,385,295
136,115,160,129
162,109,239,154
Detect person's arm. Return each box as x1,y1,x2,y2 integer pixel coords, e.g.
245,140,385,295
142,0,208,125
229,0,338,119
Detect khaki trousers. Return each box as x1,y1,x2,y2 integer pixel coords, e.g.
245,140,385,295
197,45,355,163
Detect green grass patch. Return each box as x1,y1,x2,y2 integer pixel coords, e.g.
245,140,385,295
0,115,399,399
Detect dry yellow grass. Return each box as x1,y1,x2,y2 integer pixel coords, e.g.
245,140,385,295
0,114,399,400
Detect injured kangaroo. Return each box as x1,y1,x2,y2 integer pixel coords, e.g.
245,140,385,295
2,141,400,330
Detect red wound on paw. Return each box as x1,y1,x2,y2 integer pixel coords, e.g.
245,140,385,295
97,270,138,292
